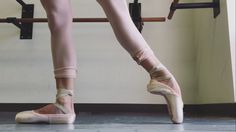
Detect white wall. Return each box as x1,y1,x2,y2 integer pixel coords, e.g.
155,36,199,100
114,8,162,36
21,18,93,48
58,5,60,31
226,0,236,101
194,0,235,104
2,0,228,105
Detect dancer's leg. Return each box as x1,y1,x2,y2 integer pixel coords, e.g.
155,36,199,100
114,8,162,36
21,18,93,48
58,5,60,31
96,0,180,95
97,0,183,123
34,0,76,115
15,0,76,123
41,0,77,80
97,0,160,72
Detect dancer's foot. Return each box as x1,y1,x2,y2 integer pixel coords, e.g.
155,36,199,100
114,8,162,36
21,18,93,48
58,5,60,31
149,64,182,97
34,94,75,115
147,64,184,124
15,88,76,124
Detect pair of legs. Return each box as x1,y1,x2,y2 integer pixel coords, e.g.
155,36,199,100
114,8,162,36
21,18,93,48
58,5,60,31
16,0,182,123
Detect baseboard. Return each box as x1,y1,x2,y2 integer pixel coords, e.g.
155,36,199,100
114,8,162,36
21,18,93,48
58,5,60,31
0,103,235,117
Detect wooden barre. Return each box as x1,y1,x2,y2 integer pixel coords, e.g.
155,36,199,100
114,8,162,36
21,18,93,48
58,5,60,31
0,17,166,23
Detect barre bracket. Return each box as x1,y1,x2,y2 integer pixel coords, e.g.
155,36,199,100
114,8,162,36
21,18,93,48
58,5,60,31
168,0,220,20
129,0,143,32
17,0,34,39
6,17,22,29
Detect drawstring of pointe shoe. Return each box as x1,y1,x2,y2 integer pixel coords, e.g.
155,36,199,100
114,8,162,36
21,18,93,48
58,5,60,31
149,64,172,81
54,88,73,114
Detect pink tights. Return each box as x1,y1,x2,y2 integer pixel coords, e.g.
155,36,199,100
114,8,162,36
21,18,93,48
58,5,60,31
41,0,161,79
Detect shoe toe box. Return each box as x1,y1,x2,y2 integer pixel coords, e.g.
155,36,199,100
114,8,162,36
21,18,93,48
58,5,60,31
15,111,47,123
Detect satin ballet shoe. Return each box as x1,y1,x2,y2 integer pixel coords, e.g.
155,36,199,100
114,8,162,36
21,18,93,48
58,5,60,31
15,88,76,124
147,65,184,124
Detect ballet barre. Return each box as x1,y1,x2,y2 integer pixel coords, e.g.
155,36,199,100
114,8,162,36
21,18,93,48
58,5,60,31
168,0,220,19
1,0,221,39
0,0,166,39
0,17,166,23
0,17,165,39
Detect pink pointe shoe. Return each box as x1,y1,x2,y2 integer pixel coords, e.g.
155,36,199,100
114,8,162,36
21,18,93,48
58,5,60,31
15,89,76,124
147,64,184,124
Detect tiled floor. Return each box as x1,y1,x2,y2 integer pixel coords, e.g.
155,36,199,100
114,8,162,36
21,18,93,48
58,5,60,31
0,112,235,132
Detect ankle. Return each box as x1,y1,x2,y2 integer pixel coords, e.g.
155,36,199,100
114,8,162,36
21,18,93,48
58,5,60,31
149,66,182,96
149,65,171,80
55,88,74,111
56,97,75,114
56,96,73,105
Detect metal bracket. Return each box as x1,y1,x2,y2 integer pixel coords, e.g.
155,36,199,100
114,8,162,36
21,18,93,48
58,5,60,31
213,0,220,18
16,0,34,39
6,17,22,29
129,0,143,32
168,0,220,19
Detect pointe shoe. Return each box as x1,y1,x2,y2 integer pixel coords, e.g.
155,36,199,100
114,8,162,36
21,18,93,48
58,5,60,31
15,88,76,124
147,65,184,124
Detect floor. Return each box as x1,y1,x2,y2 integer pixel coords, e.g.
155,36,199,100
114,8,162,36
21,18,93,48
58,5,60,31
0,112,235,132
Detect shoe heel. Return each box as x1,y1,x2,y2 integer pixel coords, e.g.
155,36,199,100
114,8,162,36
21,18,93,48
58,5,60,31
49,114,76,124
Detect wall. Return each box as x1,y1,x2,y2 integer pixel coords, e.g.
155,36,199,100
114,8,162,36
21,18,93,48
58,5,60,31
0,0,198,104
194,0,235,103
226,0,236,101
